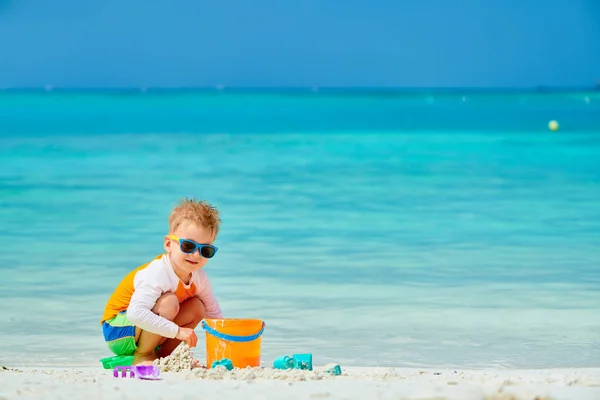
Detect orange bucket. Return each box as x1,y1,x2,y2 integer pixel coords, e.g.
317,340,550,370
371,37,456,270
201,318,265,369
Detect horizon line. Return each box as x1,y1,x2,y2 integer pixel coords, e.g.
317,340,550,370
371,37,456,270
0,85,598,93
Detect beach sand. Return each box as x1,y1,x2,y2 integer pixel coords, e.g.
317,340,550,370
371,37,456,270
1,365,599,400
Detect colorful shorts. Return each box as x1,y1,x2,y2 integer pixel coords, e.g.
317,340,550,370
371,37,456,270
102,312,137,356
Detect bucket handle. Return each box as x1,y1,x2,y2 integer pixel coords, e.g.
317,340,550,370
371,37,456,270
200,319,265,343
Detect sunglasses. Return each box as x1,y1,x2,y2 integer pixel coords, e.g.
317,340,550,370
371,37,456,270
168,235,218,259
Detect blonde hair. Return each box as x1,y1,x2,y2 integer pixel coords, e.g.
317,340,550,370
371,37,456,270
168,197,221,237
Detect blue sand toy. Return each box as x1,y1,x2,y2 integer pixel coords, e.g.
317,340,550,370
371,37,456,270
211,358,234,371
273,356,295,370
323,363,342,376
293,354,313,371
273,354,313,371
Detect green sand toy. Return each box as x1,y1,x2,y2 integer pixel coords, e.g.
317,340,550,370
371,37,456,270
100,355,134,369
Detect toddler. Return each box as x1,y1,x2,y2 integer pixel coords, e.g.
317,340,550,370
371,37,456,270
101,197,223,365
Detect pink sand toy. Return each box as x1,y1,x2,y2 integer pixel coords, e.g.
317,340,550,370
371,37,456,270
114,366,135,378
113,365,161,380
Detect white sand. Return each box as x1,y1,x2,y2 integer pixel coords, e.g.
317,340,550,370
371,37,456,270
1,364,599,400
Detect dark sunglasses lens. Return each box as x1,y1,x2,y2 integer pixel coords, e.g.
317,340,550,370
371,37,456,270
200,246,216,258
180,240,197,254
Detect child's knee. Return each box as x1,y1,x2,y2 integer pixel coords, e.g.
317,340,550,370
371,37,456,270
152,293,180,321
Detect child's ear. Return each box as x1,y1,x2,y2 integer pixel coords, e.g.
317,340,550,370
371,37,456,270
164,235,171,252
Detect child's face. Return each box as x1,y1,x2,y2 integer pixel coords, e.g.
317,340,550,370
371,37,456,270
164,222,216,278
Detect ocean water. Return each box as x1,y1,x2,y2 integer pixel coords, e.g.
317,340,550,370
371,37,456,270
0,90,599,369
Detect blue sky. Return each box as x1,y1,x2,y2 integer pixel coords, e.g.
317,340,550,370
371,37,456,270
0,0,599,88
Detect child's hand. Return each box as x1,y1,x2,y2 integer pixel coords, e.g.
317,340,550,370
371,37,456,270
176,327,198,348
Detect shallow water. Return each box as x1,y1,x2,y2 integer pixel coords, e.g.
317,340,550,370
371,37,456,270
0,90,599,368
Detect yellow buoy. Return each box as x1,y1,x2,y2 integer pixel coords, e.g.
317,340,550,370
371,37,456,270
548,120,559,131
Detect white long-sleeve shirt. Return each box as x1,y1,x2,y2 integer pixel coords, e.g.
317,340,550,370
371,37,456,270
101,254,223,338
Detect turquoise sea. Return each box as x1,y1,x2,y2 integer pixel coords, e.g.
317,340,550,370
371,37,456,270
0,90,599,369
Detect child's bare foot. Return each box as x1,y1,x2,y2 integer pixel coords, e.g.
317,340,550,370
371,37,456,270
133,353,156,366
135,360,156,366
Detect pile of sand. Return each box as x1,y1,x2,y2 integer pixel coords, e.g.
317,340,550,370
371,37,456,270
153,344,341,381
153,344,195,372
